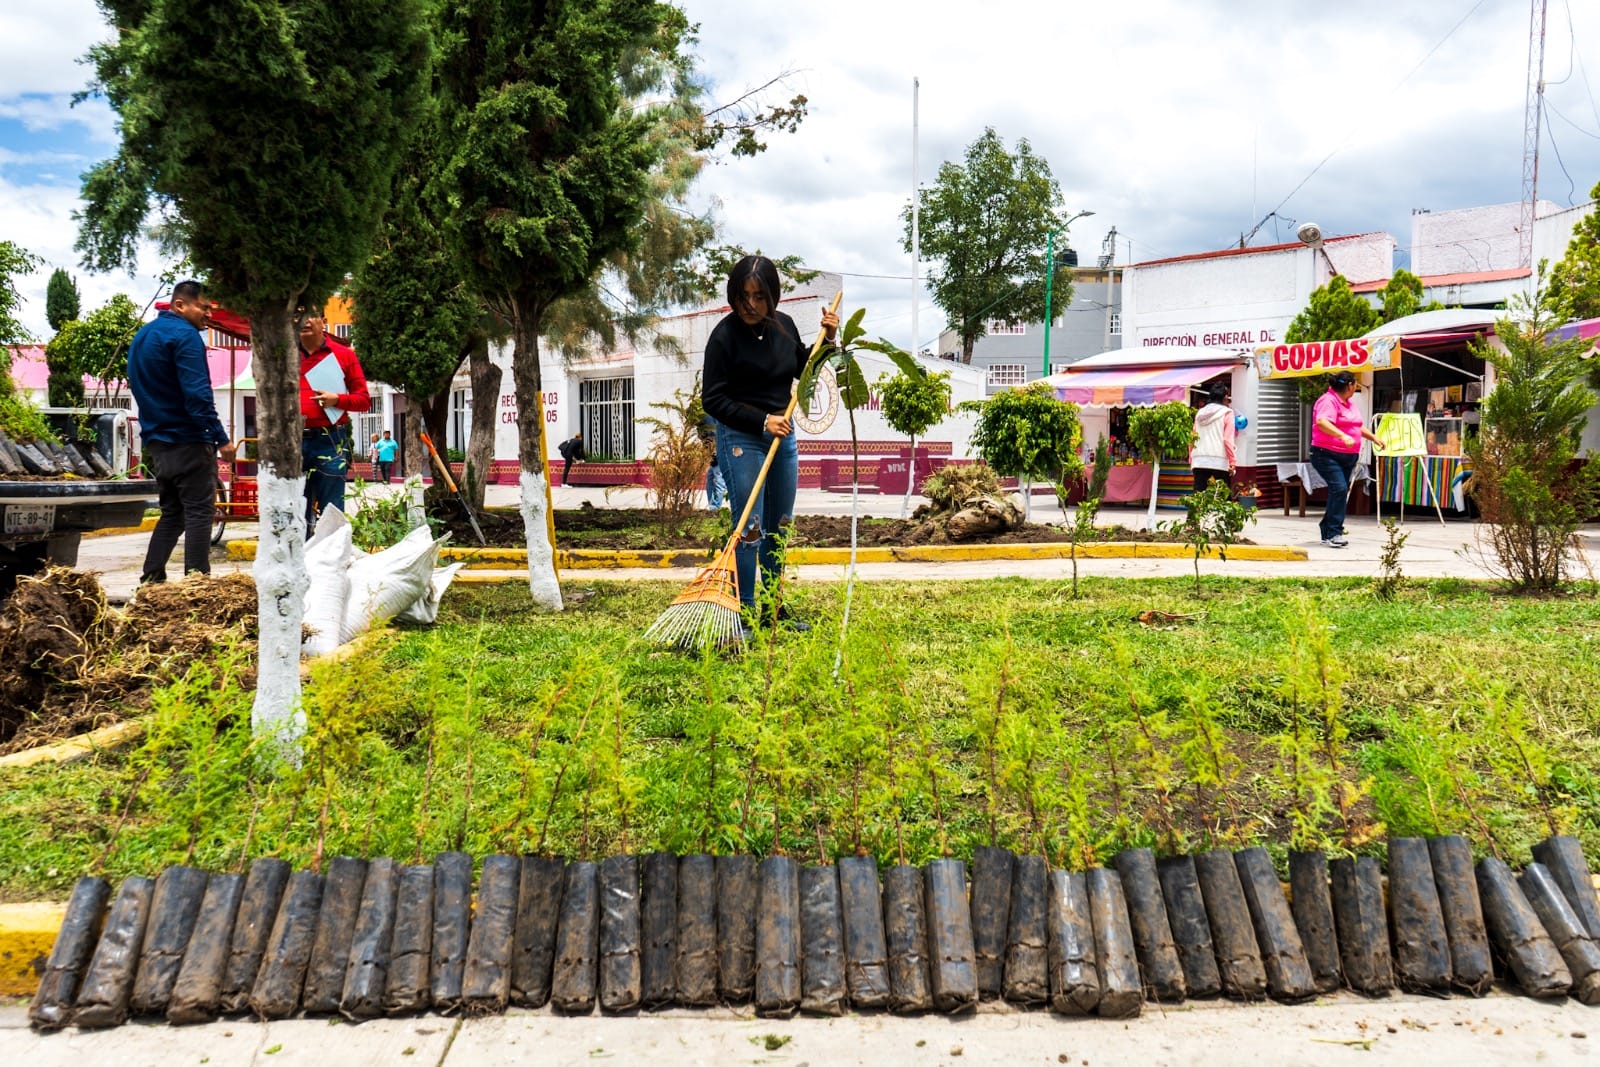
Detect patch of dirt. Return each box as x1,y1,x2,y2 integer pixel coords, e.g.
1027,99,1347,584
440,506,1250,551
0,569,259,755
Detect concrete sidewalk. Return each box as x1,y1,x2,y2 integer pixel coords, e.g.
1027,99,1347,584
74,482,1563,601
3,990,1593,1066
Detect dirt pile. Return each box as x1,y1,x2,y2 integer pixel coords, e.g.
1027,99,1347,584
0,569,259,755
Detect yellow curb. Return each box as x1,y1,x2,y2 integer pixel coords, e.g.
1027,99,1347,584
0,901,66,996
84,516,158,538
0,720,146,770
227,539,1308,567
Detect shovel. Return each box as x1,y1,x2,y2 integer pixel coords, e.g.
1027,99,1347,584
419,432,486,546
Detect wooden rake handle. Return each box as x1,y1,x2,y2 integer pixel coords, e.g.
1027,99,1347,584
418,432,459,492
729,292,845,536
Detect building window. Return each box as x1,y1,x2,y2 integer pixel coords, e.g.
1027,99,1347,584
1109,312,1121,336
332,323,352,340
988,321,1027,335
449,388,470,452
578,376,635,460
987,364,1027,388
352,412,383,459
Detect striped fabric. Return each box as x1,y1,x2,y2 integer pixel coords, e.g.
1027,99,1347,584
1376,455,1471,508
1048,363,1234,408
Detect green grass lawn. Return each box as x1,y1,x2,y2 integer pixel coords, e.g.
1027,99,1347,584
2,575,1599,900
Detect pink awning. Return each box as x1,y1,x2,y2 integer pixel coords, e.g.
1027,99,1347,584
1044,361,1234,408
8,343,249,392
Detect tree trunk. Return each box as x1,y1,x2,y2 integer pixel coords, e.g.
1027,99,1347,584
467,335,501,512
248,299,309,758
413,391,449,512
1145,459,1161,530
510,304,562,611
900,433,915,519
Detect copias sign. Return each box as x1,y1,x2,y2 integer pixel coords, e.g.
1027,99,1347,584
1251,335,1400,378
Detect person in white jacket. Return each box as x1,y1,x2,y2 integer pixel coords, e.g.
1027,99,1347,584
1190,381,1236,493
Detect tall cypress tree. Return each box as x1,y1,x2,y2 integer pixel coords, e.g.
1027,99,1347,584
434,0,685,610
76,0,429,749
45,269,80,333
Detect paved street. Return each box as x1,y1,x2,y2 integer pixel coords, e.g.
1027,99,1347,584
73,482,1586,600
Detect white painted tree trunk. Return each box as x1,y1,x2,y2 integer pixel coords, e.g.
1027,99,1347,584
251,469,309,758
1023,477,1032,523
520,469,564,610
900,433,916,518
1146,460,1162,530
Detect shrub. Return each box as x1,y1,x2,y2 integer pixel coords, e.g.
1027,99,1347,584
639,385,713,531
921,463,1002,514
1466,288,1600,591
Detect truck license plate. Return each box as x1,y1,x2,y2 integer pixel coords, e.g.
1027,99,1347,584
3,504,55,536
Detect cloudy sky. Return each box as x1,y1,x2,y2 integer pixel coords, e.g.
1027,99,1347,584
3,0,1599,350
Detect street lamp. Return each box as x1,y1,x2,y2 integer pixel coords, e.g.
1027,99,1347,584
1042,210,1095,378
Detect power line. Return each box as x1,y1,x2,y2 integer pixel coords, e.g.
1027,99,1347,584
1239,0,1492,247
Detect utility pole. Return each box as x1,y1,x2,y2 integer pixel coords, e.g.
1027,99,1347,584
1101,226,1118,351
1519,0,1548,271
911,78,920,360
1041,229,1054,379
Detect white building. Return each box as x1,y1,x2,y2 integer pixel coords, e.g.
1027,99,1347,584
479,272,988,490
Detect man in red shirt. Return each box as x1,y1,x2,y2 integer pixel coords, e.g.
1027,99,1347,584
299,309,371,530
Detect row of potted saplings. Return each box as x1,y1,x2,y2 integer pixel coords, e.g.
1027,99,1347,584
27,832,1600,1030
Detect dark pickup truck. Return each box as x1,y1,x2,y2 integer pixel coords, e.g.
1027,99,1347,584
0,408,156,592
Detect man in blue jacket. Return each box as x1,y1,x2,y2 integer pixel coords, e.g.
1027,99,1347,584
126,280,235,583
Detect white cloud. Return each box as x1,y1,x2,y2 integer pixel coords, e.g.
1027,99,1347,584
0,1,111,98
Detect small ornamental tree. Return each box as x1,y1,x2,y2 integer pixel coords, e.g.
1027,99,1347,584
1163,480,1255,595
1125,400,1195,529
45,269,80,333
968,382,1083,520
43,293,141,407
878,368,951,517
1466,287,1600,591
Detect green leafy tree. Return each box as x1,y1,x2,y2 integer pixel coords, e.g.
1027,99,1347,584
1378,268,1442,322
0,241,40,345
902,128,1076,363
1466,285,1600,591
45,269,80,333
1284,274,1381,403
43,293,141,407
76,0,431,751
1125,400,1195,529
877,367,951,517
1546,178,1600,323
968,382,1084,517
435,0,686,611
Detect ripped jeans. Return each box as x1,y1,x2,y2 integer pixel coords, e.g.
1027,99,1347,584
714,419,798,609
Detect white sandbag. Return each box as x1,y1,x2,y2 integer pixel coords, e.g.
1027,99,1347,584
302,515,354,658
396,562,465,625
341,524,444,642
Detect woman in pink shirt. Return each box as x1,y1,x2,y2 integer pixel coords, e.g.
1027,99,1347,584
1309,370,1383,547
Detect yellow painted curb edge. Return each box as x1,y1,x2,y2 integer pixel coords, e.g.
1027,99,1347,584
227,539,1308,567
0,720,146,770
0,901,67,996
85,516,158,538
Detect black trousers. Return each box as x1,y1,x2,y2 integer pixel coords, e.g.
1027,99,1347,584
141,440,218,582
1192,467,1232,495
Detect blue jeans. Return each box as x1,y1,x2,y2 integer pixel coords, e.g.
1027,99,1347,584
715,420,798,609
1310,446,1359,541
705,460,727,510
303,424,350,531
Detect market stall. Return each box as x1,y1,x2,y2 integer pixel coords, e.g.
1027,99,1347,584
1040,347,1262,507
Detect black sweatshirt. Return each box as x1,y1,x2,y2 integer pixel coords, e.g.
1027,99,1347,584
701,310,811,435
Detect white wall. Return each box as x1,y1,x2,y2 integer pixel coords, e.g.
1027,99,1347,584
478,272,989,466
1121,234,1396,354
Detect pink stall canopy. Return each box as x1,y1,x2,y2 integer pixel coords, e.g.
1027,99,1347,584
1042,361,1236,408
6,343,252,393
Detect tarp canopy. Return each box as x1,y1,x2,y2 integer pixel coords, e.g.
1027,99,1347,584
1360,307,1503,347
1041,361,1236,408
